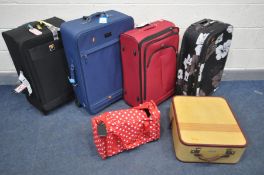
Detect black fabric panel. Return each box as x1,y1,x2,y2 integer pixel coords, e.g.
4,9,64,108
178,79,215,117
27,40,71,104
2,17,73,114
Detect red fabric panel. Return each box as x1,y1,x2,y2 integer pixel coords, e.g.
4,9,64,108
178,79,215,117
91,101,160,159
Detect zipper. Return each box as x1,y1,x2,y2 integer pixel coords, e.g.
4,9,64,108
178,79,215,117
193,34,214,96
75,17,132,107
80,38,119,60
147,45,176,68
22,24,55,103
138,27,177,48
144,45,177,100
77,17,131,54
137,26,178,103
143,33,178,100
193,24,227,95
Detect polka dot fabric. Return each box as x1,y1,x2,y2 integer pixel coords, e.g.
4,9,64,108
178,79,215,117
91,101,160,159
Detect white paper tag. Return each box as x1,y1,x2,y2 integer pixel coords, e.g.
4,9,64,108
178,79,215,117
99,17,107,24
29,28,42,35
15,71,33,95
14,84,27,93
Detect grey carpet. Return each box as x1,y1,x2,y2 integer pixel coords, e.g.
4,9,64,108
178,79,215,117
0,81,263,175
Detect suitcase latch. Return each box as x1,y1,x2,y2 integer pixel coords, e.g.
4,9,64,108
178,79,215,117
225,149,235,156
191,148,201,155
49,43,55,52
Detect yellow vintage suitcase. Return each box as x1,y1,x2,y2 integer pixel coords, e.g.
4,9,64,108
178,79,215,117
169,96,247,163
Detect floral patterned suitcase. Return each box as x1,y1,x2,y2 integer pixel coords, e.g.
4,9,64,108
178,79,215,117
176,19,233,96
91,101,160,159
169,96,247,163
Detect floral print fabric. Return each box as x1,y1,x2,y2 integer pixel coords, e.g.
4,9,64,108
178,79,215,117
176,20,233,96
216,39,232,60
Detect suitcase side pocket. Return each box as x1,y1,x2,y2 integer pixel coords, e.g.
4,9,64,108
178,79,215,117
80,40,123,113
27,40,71,104
146,45,177,101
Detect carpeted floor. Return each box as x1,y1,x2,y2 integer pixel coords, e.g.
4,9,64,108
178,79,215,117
0,81,263,175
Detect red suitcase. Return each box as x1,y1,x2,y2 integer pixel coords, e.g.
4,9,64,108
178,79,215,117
120,20,179,106
91,101,160,159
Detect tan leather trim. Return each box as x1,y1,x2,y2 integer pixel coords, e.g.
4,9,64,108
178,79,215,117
179,123,241,132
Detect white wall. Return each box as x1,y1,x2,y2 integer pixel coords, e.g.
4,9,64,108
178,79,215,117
0,0,264,72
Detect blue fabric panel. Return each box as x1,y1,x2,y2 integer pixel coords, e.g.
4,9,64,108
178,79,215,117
61,10,134,114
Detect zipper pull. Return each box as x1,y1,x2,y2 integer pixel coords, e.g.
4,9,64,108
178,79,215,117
27,24,33,29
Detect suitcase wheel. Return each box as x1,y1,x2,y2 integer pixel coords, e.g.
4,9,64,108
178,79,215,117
75,99,82,108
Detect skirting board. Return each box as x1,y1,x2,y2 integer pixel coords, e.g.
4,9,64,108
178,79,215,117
221,69,264,81
0,69,263,85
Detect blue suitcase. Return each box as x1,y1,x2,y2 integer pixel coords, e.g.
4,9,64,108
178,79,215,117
61,10,134,114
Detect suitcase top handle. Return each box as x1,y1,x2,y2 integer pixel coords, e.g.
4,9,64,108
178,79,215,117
193,19,215,27
83,12,108,23
136,23,150,29
136,23,156,31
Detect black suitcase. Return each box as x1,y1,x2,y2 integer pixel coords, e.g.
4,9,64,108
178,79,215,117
2,17,74,114
176,19,233,96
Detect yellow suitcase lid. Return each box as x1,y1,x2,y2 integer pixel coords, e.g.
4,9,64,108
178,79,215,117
172,96,247,147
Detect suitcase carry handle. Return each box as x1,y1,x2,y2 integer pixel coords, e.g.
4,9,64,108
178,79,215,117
136,23,156,31
193,19,215,27
134,100,158,118
136,23,150,29
83,12,108,22
194,153,230,162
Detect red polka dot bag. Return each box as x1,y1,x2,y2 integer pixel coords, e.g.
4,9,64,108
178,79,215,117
91,101,160,159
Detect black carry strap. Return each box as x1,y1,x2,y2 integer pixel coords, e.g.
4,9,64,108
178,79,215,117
142,108,151,117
